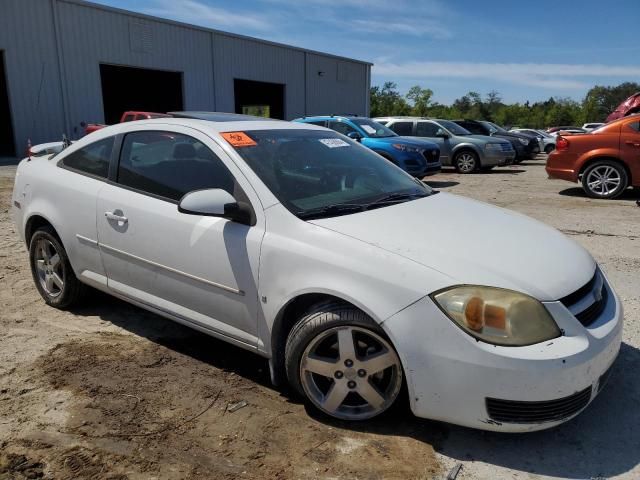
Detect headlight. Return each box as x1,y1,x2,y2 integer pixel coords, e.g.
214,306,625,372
485,143,504,151
518,138,529,145
392,143,421,153
431,286,561,346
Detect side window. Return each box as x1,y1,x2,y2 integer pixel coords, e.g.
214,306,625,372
61,137,113,178
117,131,235,201
328,120,358,136
416,122,440,137
306,120,327,127
388,122,413,136
122,114,135,122
627,121,640,132
460,123,482,134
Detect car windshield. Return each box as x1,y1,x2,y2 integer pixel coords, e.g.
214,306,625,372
351,119,397,138
229,129,434,219
484,121,508,133
436,120,471,136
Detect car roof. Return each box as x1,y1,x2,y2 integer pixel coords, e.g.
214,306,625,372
169,111,278,122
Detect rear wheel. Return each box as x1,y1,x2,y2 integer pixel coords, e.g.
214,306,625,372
285,303,403,421
453,150,479,173
581,160,628,199
29,226,86,308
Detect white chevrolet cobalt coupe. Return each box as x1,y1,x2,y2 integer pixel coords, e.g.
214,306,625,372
12,112,622,431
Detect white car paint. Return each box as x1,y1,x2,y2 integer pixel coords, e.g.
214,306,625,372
11,117,622,432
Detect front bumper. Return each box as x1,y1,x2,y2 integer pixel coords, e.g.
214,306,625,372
383,277,623,432
482,150,515,167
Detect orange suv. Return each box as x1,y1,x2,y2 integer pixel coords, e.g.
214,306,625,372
546,115,640,198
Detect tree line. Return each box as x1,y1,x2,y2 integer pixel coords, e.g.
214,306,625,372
370,81,640,128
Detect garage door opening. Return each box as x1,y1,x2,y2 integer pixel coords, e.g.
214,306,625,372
234,79,284,120
0,51,15,157
99,64,183,124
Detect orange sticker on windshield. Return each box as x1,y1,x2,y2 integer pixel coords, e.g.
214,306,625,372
221,131,257,147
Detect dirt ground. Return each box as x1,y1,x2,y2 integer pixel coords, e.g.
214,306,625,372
1,157,639,480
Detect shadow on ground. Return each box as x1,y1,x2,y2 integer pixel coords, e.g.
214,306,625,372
72,292,640,479
559,186,640,201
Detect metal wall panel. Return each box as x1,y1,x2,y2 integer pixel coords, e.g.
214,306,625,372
0,0,370,154
305,54,369,117
212,34,306,119
0,0,65,153
56,0,215,136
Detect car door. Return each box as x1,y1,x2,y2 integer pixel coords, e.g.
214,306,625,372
416,121,451,164
620,120,640,181
54,136,114,287
386,121,414,137
96,126,264,350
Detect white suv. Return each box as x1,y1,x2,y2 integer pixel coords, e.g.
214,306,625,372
12,113,622,431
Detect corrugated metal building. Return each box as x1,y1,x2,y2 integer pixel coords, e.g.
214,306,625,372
0,0,372,156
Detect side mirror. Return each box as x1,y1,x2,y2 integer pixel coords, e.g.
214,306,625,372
347,131,363,142
436,129,450,138
178,188,253,225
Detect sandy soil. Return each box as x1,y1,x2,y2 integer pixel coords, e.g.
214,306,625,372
1,158,639,480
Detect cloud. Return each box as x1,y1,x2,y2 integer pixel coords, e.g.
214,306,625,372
373,61,640,89
350,19,451,39
143,0,272,31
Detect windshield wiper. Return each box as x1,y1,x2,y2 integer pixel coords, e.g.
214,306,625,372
369,192,430,205
298,203,365,220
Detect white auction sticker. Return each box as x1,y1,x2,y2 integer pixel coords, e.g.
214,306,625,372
361,125,377,134
319,138,350,148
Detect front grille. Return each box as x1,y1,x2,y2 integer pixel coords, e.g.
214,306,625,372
422,149,440,163
486,387,592,424
560,269,607,327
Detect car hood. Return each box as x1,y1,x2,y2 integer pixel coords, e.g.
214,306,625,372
368,136,439,149
310,192,595,301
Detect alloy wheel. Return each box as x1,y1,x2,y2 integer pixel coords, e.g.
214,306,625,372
34,238,64,298
456,153,476,173
586,165,622,197
299,326,403,420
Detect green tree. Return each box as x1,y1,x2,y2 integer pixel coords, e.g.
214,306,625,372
406,86,434,116
370,82,411,117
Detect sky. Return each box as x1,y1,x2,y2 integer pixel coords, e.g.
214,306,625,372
93,0,640,105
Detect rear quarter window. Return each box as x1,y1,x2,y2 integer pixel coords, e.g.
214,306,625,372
60,137,114,178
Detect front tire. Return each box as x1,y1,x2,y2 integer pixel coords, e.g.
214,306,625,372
453,150,479,173
29,226,86,308
285,303,403,421
581,160,628,199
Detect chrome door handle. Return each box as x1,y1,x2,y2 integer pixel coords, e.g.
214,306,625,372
625,140,640,147
105,211,128,223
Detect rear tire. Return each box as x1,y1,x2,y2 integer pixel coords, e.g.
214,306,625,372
285,302,403,421
453,150,479,173
581,160,628,199
29,226,86,308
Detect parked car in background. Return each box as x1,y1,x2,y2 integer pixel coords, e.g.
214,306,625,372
294,116,441,177
511,128,556,153
606,92,640,122
549,128,587,137
11,114,622,431
582,123,605,132
374,117,514,173
453,120,539,161
546,115,640,198
547,126,582,134
84,111,171,135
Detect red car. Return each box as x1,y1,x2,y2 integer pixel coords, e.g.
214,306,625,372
84,111,170,135
606,93,640,123
546,115,640,199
